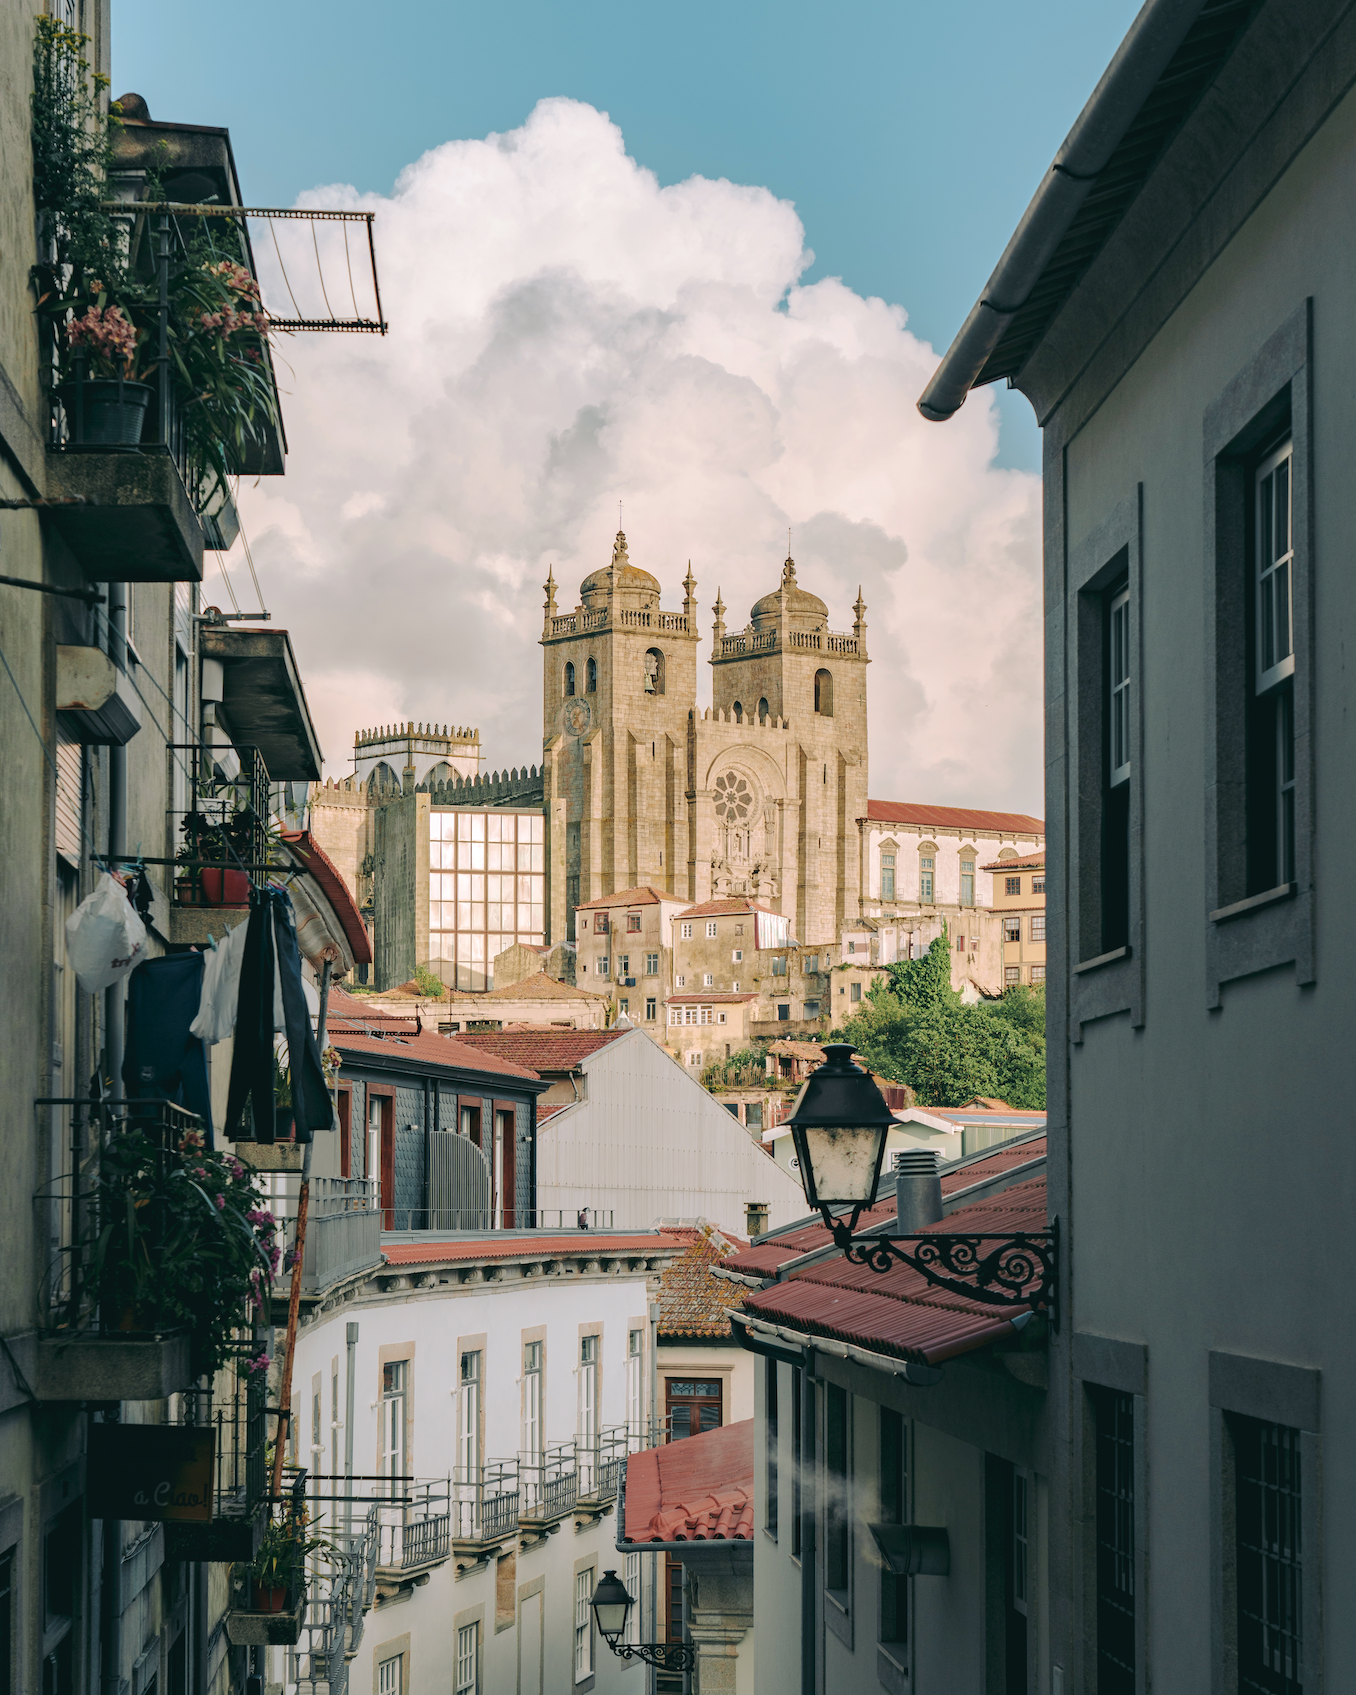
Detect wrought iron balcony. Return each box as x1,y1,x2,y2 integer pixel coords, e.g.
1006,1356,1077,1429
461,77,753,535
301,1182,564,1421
518,1441,579,1524
375,1481,452,1574
452,1461,520,1542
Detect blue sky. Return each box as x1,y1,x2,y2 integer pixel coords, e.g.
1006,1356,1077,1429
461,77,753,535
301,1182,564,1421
113,0,1140,473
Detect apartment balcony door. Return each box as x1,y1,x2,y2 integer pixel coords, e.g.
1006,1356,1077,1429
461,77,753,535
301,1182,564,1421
665,1378,722,1441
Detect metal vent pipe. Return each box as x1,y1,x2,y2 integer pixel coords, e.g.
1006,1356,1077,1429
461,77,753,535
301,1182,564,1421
894,1147,943,1231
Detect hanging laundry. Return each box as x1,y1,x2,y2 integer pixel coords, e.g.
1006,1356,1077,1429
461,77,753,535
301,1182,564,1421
226,889,333,1144
122,951,214,1143
190,918,251,1046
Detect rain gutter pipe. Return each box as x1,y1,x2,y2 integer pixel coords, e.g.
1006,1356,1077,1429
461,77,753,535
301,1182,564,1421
917,0,1209,422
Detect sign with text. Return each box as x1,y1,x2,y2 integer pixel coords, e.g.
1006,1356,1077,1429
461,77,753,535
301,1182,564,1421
87,1424,215,1521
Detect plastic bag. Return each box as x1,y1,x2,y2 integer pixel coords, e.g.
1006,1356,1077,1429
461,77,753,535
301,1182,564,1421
65,871,148,993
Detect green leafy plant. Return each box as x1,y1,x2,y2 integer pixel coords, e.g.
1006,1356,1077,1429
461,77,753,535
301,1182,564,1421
246,1499,336,1596
702,1047,769,1089
412,963,448,998
86,1121,280,1376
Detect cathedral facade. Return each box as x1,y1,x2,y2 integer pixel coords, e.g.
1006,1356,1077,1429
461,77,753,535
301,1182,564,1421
540,531,868,947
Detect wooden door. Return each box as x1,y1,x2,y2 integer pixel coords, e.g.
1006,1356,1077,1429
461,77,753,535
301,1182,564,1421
665,1377,722,1441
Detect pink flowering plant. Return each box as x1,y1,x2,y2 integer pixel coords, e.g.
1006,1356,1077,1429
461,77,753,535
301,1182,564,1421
86,1120,281,1376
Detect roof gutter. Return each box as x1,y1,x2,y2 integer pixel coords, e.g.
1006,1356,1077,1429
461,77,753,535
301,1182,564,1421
916,0,1208,422
729,1309,944,1387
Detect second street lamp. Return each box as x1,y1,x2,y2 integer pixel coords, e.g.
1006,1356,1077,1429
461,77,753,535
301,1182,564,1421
589,1570,695,1672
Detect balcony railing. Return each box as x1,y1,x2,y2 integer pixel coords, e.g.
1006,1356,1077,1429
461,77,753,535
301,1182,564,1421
162,1356,270,1562
453,1461,520,1541
375,1480,452,1572
380,1207,615,1233
263,1177,382,1294
518,1441,579,1521
288,1501,379,1695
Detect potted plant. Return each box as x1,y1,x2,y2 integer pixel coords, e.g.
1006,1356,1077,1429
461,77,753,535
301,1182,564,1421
175,808,256,906
272,1045,293,1141
245,1502,334,1611
85,1120,280,1377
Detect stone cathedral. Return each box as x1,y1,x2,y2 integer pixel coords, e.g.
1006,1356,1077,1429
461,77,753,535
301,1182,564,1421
539,531,869,947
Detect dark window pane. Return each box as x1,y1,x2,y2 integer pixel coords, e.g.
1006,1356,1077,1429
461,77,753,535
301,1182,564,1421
1236,1416,1303,1695
1094,1389,1136,1693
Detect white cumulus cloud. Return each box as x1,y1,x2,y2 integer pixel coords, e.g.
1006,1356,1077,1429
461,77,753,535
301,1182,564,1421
224,97,1042,813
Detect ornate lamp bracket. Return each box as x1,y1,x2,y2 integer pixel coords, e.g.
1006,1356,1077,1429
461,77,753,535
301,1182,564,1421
604,1642,697,1673
822,1212,1059,1329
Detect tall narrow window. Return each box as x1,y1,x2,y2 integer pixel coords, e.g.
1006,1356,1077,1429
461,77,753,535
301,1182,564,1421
1093,1389,1135,1694
379,1655,403,1695
626,1330,643,1443
758,696,769,720
825,1383,849,1594
919,855,934,904
814,669,833,715
623,1551,642,1645
381,1361,406,1490
879,1409,907,1650
960,858,975,907
1250,442,1297,892
574,1568,595,1681
455,1623,479,1695
459,1350,481,1479
1235,1416,1302,1695
765,1359,779,1538
579,1336,599,1446
1012,1469,1028,1619
522,1342,542,1464
564,661,575,697
880,853,895,901
791,1367,803,1558
586,657,597,693
1102,581,1132,952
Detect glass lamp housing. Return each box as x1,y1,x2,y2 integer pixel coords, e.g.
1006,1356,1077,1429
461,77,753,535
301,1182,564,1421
591,1569,633,1642
786,1042,894,1209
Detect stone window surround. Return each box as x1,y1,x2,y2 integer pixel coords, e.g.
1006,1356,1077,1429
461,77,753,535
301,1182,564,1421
1067,489,1145,1044
373,1632,411,1695
1207,1350,1321,1695
1202,301,1315,1008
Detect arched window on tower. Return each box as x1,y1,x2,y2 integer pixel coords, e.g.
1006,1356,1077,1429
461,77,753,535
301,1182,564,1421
814,670,833,716
427,761,454,788
368,761,399,796
587,657,597,693
758,697,769,722
732,701,743,720
644,649,665,695
564,662,575,697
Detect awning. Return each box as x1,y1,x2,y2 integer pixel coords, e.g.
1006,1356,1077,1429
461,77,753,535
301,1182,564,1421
200,626,322,780
280,830,371,969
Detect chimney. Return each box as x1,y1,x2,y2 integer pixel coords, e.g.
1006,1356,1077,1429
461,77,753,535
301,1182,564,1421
745,1201,769,1239
894,1147,943,1232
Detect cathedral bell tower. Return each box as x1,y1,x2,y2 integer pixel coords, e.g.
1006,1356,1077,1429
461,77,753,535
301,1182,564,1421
540,531,700,938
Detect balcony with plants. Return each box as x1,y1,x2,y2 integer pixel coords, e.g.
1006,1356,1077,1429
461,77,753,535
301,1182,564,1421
31,17,282,582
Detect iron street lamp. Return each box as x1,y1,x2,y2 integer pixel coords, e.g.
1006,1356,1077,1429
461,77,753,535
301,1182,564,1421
785,1043,1057,1322
590,1570,696,1673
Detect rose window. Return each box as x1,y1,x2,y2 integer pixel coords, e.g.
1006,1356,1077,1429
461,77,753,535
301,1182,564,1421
714,771,753,822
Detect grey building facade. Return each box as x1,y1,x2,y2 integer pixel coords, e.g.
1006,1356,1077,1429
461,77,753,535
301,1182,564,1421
922,0,1356,1688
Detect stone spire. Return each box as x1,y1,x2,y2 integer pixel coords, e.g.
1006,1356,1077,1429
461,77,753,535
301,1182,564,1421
543,565,557,629
853,585,867,642
712,587,726,645
683,560,697,621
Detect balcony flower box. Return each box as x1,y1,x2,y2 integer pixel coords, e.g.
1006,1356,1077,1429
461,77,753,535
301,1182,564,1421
34,1327,190,1403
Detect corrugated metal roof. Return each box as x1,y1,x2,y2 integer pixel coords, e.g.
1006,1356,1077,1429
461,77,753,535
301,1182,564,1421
866,800,1045,834
623,1420,755,1544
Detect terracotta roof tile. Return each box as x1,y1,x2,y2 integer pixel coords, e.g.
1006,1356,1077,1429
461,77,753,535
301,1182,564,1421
674,898,781,919
981,853,1046,872
866,800,1045,834
623,1420,754,1544
658,1225,748,1339
575,885,680,910
666,993,759,1004
331,1028,541,1081
453,1027,630,1071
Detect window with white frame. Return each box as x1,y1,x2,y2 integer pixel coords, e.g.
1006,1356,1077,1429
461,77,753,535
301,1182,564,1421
686,1051,702,1067
717,1010,727,1024
676,974,686,988
623,1551,642,1645
626,1330,643,1440
1030,915,1046,941
574,1569,594,1680
681,922,693,939
456,1622,479,1695
381,1360,406,1489
379,1653,403,1695
644,952,659,975
703,973,713,987
880,852,896,901
597,956,609,975
1255,440,1297,887
645,997,656,1020
706,920,718,938
578,1335,598,1444
732,949,743,963
458,1350,481,1479
1030,965,1046,983
522,1341,542,1464
1110,584,1132,788
919,855,935,904
960,857,975,907
618,954,629,976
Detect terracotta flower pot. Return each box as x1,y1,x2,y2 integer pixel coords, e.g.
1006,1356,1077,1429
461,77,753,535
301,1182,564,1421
199,868,251,905
254,1583,289,1614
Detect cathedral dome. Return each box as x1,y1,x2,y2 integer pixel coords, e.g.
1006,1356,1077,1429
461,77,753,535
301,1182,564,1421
750,557,827,630
580,531,660,605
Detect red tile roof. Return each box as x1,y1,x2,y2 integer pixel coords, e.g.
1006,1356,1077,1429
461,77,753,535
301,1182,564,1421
331,1028,541,1081
280,830,373,965
326,987,417,1029
575,886,679,910
623,1420,754,1544
382,1233,682,1266
981,853,1046,873
734,1155,1049,1369
453,1027,629,1072
674,899,781,919
866,801,1045,835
